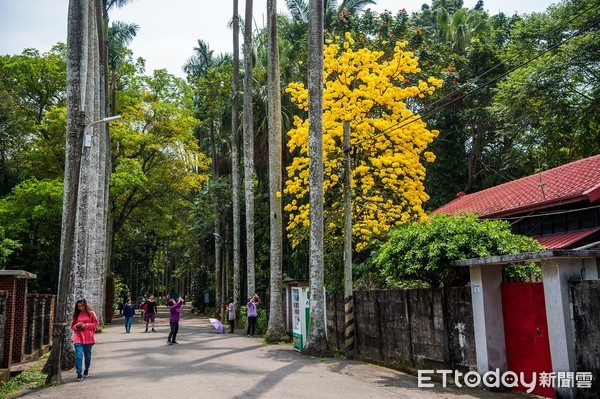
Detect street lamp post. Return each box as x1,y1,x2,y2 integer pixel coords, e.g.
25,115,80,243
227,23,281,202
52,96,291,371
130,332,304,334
83,115,122,149
46,114,121,384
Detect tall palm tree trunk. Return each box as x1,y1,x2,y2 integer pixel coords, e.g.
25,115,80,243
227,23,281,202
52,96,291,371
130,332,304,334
232,0,242,321
48,0,106,382
303,0,331,357
265,0,289,343
243,0,256,299
211,120,223,318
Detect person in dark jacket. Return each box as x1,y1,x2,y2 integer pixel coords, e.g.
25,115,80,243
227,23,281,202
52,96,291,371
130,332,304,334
144,294,158,332
122,298,135,333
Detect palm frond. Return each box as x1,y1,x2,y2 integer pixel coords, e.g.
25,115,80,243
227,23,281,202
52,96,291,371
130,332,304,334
284,0,309,23
339,0,375,14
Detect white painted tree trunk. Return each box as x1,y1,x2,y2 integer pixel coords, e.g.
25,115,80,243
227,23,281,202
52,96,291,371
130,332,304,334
265,0,288,342
243,0,255,299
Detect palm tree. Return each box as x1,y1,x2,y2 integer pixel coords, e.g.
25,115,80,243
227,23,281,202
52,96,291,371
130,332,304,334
285,0,375,30
184,40,232,320
101,0,138,325
107,21,138,115
103,21,138,325
265,0,289,343
243,0,256,299
48,0,106,382
435,7,490,53
303,0,331,357
232,0,242,328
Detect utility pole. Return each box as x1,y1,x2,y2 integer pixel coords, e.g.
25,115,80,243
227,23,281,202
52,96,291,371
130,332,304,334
343,121,355,359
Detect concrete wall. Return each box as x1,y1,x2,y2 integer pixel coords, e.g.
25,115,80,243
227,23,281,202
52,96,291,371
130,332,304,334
570,280,600,398
327,287,476,372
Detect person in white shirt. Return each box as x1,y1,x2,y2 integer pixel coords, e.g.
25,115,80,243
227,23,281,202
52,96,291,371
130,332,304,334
227,298,236,333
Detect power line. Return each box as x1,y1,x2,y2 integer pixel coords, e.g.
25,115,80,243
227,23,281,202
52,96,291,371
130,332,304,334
389,0,599,131
490,203,600,221
356,13,600,145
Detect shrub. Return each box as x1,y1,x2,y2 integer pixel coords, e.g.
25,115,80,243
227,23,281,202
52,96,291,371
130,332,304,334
374,214,543,287
239,305,267,335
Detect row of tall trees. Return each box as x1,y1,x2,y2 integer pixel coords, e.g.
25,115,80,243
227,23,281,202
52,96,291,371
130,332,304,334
1,0,598,363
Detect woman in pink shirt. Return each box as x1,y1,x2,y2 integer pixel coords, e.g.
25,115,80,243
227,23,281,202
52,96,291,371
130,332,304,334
70,298,99,382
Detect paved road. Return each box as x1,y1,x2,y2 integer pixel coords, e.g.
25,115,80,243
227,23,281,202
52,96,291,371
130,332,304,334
13,306,535,399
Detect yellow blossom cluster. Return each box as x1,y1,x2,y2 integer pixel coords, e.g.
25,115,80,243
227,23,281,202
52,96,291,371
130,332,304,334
284,32,443,252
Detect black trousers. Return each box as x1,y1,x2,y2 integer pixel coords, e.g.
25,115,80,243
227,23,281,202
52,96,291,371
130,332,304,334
246,316,257,336
168,321,179,342
228,319,234,333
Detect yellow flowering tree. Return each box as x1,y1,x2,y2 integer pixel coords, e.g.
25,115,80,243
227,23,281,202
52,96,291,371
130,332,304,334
284,33,442,252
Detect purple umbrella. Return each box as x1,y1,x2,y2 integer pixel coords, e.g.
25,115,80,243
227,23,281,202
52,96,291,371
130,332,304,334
209,318,226,334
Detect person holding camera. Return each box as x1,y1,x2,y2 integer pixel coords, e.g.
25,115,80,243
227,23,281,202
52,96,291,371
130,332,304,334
167,296,184,345
246,293,260,337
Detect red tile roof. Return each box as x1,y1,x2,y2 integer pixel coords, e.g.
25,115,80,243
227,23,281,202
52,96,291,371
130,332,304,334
431,155,600,218
534,228,600,249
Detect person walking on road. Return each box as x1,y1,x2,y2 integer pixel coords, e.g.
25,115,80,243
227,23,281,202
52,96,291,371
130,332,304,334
71,298,99,381
246,294,260,337
227,297,236,333
122,298,135,333
138,295,147,321
144,294,158,332
167,296,184,345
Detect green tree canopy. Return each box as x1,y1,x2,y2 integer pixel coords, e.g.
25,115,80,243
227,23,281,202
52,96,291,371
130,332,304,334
0,178,63,291
491,0,600,169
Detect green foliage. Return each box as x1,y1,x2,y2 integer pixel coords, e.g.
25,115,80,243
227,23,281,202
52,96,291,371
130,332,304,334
0,354,48,397
239,305,267,336
113,274,131,308
0,46,66,123
1,0,595,321
491,0,600,168
0,46,66,195
336,8,410,52
191,265,212,310
374,214,543,287
352,257,386,290
110,158,148,197
0,226,21,268
504,263,542,282
0,178,63,291
109,70,211,297
22,106,67,180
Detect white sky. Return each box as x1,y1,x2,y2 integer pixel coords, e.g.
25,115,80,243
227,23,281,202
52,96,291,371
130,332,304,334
1,0,557,78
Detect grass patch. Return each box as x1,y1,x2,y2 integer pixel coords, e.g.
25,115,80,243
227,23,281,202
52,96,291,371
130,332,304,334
0,355,48,398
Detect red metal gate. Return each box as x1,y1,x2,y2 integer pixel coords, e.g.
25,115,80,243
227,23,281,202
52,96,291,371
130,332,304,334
501,282,554,398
